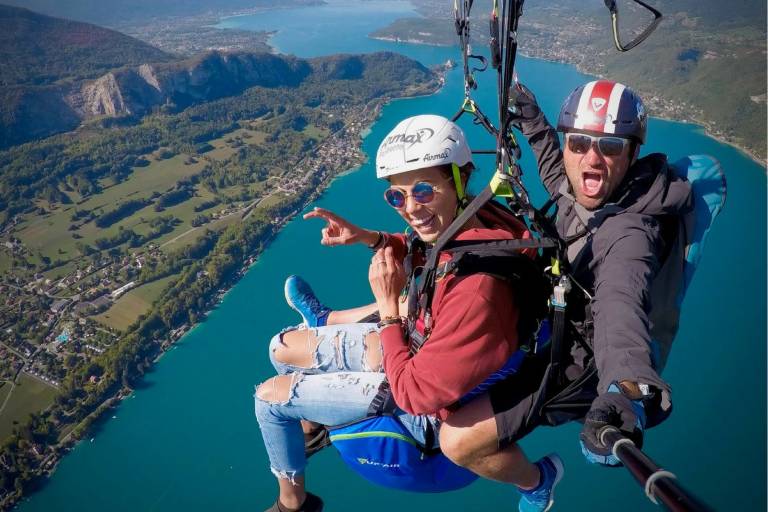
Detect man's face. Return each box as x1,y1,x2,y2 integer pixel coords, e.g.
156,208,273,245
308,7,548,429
563,132,634,210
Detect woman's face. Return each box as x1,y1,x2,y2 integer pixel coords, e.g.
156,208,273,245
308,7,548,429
386,166,458,243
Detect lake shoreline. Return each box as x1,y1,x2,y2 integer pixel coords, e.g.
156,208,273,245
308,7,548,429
381,39,765,168
15,3,766,510
0,74,446,512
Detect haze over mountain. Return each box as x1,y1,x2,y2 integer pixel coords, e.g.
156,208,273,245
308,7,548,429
0,4,174,87
1,0,320,26
411,0,766,29
384,0,767,160
0,3,434,149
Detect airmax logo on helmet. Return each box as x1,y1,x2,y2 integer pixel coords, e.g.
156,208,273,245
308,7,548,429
423,150,449,161
383,128,435,148
591,97,607,111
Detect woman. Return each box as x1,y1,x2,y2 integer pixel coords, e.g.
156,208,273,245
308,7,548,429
254,115,560,512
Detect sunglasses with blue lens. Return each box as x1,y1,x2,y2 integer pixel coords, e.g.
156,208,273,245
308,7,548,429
384,181,439,209
566,133,630,157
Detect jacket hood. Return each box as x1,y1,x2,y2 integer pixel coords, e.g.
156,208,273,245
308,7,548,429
611,153,693,216
454,199,532,242
452,200,537,259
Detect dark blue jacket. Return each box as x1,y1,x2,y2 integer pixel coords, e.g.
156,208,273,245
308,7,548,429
520,111,693,420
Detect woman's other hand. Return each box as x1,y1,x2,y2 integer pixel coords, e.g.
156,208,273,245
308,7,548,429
303,207,378,247
368,246,406,319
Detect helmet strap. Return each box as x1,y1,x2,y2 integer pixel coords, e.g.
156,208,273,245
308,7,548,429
451,163,469,211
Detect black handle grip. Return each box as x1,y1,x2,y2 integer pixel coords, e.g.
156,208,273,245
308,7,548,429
600,427,715,512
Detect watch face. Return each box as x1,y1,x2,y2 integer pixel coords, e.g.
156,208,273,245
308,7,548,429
619,381,645,400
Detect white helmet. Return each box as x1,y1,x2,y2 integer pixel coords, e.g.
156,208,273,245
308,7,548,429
375,114,473,179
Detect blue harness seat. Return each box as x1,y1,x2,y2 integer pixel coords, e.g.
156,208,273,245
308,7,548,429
327,340,544,493
328,414,477,493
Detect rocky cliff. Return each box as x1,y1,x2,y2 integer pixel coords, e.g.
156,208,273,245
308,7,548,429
0,51,432,149
67,52,312,119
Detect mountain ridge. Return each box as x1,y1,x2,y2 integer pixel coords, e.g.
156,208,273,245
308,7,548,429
0,4,175,87
0,0,322,26
0,2,435,149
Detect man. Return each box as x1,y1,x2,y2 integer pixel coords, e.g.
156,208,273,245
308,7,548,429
436,79,693,508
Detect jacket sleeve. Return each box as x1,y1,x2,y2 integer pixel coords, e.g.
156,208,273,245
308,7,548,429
383,232,408,261
518,112,566,197
379,274,518,416
590,214,670,396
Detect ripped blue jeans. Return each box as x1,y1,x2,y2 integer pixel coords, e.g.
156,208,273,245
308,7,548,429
254,323,437,482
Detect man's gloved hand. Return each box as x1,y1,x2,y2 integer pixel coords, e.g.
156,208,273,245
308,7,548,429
508,82,542,127
579,384,646,466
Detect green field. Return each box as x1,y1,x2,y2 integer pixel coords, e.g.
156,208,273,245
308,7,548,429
94,275,177,331
258,192,289,210
0,382,11,408
203,124,268,160
80,153,206,211
16,154,206,262
13,124,271,266
156,207,248,252
0,374,58,441
302,124,328,140
0,252,12,273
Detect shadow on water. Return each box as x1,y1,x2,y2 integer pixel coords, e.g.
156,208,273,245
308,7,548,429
130,376,157,390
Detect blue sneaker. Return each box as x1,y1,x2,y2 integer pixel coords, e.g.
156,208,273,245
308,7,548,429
518,453,564,512
284,275,331,327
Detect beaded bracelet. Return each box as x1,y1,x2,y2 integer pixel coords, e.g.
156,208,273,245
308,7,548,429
367,231,383,250
376,316,403,329
370,232,390,252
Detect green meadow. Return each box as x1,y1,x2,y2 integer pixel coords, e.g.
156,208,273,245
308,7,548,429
95,275,177,332
14,122,273,266
0,374,59,441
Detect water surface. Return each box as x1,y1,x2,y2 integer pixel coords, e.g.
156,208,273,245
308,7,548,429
20,2,766,511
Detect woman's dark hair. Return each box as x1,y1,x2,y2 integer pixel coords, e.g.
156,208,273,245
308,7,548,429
437,162,475,182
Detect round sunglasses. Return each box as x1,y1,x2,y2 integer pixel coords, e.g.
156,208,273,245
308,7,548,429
566,133,629,157
384,180,448,209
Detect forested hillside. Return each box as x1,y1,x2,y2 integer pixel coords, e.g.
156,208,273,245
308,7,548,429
0,7,433,150
376,0,767,160
0,4,174,86
0,39,438,509
0,51,434,219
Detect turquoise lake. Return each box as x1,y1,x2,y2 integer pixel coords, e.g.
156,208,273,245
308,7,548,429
20,1,766,510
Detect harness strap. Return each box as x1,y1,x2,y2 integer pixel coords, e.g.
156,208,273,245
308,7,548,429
367,380,398,416
550,305,566,387
443,238,558,253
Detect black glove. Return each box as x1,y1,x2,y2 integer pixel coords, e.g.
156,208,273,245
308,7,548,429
508,82,542,127
579,389,645,466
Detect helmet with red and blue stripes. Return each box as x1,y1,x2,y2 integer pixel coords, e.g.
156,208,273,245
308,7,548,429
557,80,647,144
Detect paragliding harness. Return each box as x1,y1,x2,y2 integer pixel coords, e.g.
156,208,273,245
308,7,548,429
327,0,676,494
327,1,568,492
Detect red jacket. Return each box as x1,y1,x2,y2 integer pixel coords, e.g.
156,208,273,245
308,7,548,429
380,203,532,419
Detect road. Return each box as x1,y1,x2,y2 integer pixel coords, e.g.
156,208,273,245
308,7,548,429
0,380,15,416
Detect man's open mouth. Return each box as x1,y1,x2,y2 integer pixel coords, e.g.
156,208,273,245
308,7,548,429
582,171,604,197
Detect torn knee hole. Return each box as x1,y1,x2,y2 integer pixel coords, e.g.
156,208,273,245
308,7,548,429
363,332,383,371
272,330,319,368
256,375,294,403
